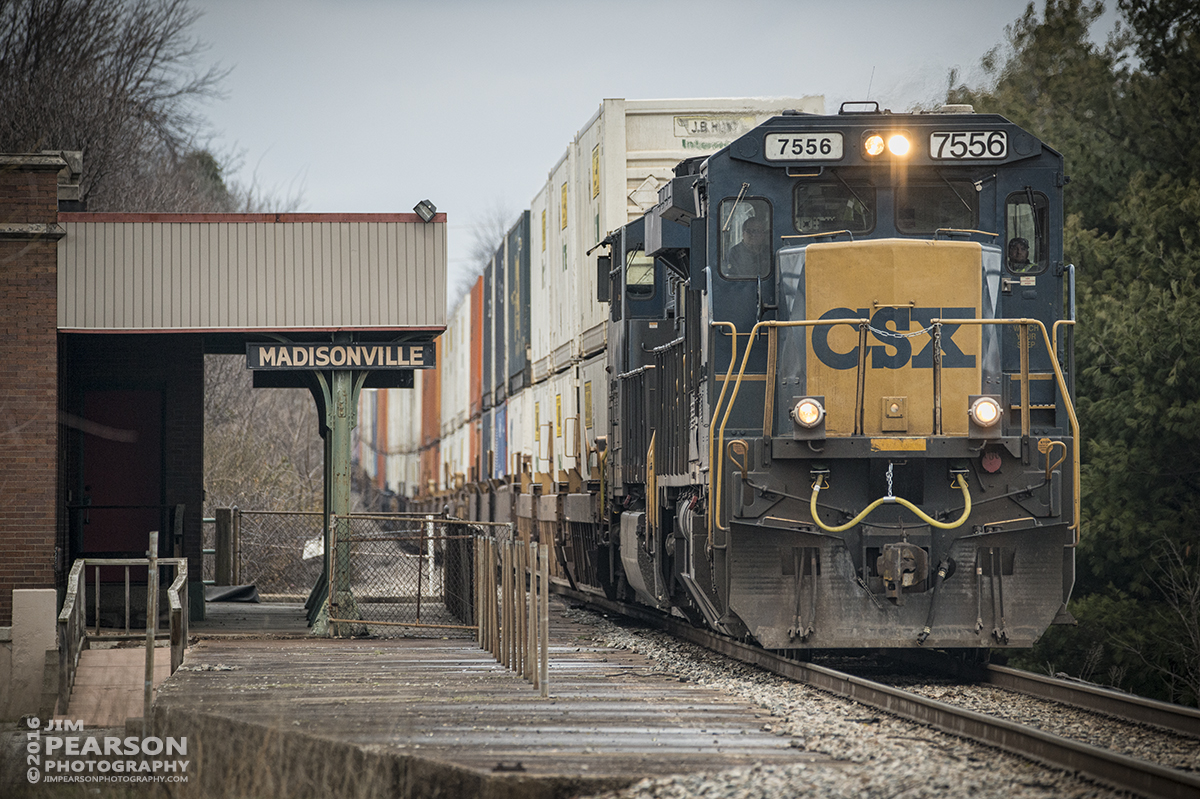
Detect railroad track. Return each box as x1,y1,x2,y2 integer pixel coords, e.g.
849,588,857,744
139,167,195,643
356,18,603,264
558,586,1200,799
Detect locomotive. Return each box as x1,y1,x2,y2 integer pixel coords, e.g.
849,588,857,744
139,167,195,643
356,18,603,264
378,100,1079,653
590,102,1079,651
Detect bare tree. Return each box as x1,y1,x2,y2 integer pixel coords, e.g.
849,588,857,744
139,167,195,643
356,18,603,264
451,199,514,307
203,355,324,514
1,1,319,520
0,0,228,210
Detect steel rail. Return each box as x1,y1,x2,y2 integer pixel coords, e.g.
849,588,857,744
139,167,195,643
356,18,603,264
984,664,1200,739
559,586,1200,799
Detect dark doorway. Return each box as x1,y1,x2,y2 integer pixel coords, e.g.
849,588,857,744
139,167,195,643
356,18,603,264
79,389,164,557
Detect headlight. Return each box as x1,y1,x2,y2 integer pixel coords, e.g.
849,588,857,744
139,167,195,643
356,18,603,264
863,134,885,157
969,396,1002,427
793,398,825,428
887,133,910,156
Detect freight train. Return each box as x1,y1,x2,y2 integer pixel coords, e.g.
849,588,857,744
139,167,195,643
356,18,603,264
358,98,1079,652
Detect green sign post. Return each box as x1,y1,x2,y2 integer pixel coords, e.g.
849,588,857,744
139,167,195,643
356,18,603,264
246,335,436,635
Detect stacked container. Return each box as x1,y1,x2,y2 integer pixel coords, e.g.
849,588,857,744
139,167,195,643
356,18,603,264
359,96,823,501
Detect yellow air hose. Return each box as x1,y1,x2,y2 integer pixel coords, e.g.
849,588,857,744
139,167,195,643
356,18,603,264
810,474,971,533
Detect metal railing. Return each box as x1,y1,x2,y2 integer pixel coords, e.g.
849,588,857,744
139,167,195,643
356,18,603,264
476,535,550,697
201,516,216,585
324,513,484,636
652,336,689,476
56,531,188,729
234,509,324,598
617,365,655,484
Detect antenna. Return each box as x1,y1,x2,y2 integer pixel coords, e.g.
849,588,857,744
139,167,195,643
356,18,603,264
866,66,876,101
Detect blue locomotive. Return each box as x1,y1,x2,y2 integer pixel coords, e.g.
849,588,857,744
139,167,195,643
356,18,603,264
589,102,1078,651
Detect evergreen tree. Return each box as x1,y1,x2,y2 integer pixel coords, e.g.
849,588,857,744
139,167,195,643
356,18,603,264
947,0,1136,232
952,0,1200,703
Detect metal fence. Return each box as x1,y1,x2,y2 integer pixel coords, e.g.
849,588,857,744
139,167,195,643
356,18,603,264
476,535,550,696
326,514,495,638
235,510,325,600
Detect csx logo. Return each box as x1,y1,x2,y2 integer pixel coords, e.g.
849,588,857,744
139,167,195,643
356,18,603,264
813,307,978,370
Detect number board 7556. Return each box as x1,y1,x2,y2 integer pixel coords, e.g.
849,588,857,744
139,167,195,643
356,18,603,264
764,132,844,161
929,130,1008,159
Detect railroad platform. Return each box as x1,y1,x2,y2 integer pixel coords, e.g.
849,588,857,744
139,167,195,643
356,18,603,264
153,598,819,799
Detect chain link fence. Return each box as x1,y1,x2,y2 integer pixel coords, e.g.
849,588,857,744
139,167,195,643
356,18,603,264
327,515,507,638
235,510,325,600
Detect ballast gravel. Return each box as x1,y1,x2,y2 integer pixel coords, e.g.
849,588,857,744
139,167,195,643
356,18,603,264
560,605,1148,799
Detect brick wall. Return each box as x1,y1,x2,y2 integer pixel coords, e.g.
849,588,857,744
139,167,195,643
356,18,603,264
0,156,64,626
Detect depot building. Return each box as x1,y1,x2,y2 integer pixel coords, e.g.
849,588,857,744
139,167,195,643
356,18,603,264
0,152,446,720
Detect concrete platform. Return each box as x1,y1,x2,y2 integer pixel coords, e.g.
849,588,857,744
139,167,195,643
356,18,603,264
153,600,820,798
191,600,311,636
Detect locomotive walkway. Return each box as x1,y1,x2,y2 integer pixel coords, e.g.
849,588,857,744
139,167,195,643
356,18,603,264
153,599,819,799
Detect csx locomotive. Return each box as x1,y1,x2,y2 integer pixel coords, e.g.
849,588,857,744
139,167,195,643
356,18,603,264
587,102,1077,652
404,101,1079,652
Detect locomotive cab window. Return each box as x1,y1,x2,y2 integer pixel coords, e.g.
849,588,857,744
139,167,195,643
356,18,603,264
626,249,656,299
1005,191,1049,274
719,197,772,279
895,180,977,234
793,181,874,235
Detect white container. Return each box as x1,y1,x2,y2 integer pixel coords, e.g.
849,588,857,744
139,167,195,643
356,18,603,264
533,97,825,372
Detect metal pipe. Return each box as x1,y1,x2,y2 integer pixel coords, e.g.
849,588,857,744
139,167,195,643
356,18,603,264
854,322,868,435
1019,323,1031,443
474,538,482,647
539,543,549,699
763,326,777,439
932,324,944,435
526,541,536,681
144,530,159,737
502,541,511,668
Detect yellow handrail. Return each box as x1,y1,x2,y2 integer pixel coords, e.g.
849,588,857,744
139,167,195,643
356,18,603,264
942,318,1082,543
1052,318,1075,354
712,318,868,535
810,474,972,533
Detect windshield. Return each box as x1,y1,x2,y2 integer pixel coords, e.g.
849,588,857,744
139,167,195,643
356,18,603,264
793,181,874,235
895,181,977,233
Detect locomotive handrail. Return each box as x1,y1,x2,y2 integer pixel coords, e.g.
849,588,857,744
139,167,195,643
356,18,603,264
712,317,868,536
810,473,972,532
1052,319,1075,354
711,317,1081,543
707,321,741,542
940,318,1081,543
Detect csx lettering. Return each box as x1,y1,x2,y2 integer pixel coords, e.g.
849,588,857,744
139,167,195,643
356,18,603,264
812,307,977,370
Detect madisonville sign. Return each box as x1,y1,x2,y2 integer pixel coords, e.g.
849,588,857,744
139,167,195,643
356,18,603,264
246,342,435,370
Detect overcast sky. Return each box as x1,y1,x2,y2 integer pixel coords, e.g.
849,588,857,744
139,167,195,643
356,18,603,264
189,0,1116,305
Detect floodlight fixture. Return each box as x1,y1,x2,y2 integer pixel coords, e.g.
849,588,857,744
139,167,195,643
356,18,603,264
414,199,437,223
